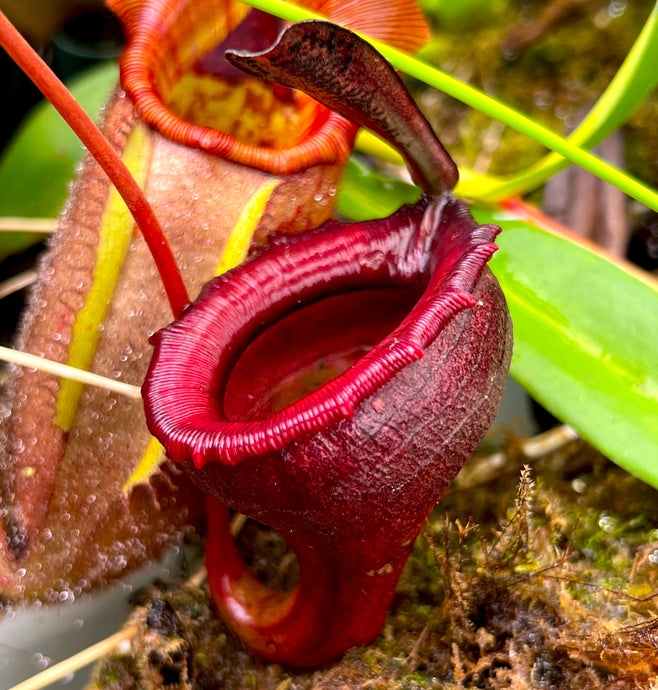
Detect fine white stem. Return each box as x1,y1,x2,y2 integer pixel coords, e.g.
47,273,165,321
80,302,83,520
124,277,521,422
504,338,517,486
0,345,142,399
521,424,579,458
0,217,57,233
480,424,580,476
0,270,37,299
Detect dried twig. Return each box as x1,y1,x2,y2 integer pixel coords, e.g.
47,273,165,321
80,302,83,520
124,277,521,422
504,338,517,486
0,270,37,299
0,345,142,399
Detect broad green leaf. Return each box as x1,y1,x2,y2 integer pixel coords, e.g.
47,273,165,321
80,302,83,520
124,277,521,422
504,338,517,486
475,206,658,490
337,158,420,221
0,61,118,262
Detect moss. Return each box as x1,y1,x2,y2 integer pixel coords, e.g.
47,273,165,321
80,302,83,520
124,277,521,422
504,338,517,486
87,437,658,689
413,0,655,179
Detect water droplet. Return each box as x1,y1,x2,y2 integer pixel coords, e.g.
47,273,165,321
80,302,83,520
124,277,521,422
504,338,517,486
555,104,572,122
533,89,553,111
31,653,51,671
598,514,618,533
609,0,627,18
571,478,586,494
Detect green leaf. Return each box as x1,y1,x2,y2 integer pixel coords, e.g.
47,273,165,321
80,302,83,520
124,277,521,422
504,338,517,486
337,158,420,221
0,61,118,262
475,206,658,490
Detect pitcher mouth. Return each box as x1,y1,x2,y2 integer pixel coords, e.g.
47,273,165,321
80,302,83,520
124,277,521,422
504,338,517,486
142,194,500,467
109,0,357,171
108,0,432,174
222,284,426,422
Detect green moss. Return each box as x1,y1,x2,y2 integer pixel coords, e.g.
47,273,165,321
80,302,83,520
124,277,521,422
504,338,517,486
414,0,655,180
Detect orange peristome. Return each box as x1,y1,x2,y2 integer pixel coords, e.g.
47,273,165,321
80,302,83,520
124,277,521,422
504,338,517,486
107,0,429,173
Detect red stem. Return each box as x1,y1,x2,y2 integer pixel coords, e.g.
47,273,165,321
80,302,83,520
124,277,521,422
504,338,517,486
0,10,189,319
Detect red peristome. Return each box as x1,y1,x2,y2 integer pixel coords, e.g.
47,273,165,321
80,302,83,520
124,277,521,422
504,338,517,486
107,0,430,173
143,195,499,466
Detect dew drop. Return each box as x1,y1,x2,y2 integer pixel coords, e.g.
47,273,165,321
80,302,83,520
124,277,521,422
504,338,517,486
571,478,587,494
31,653,51,671
598,514,618,533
